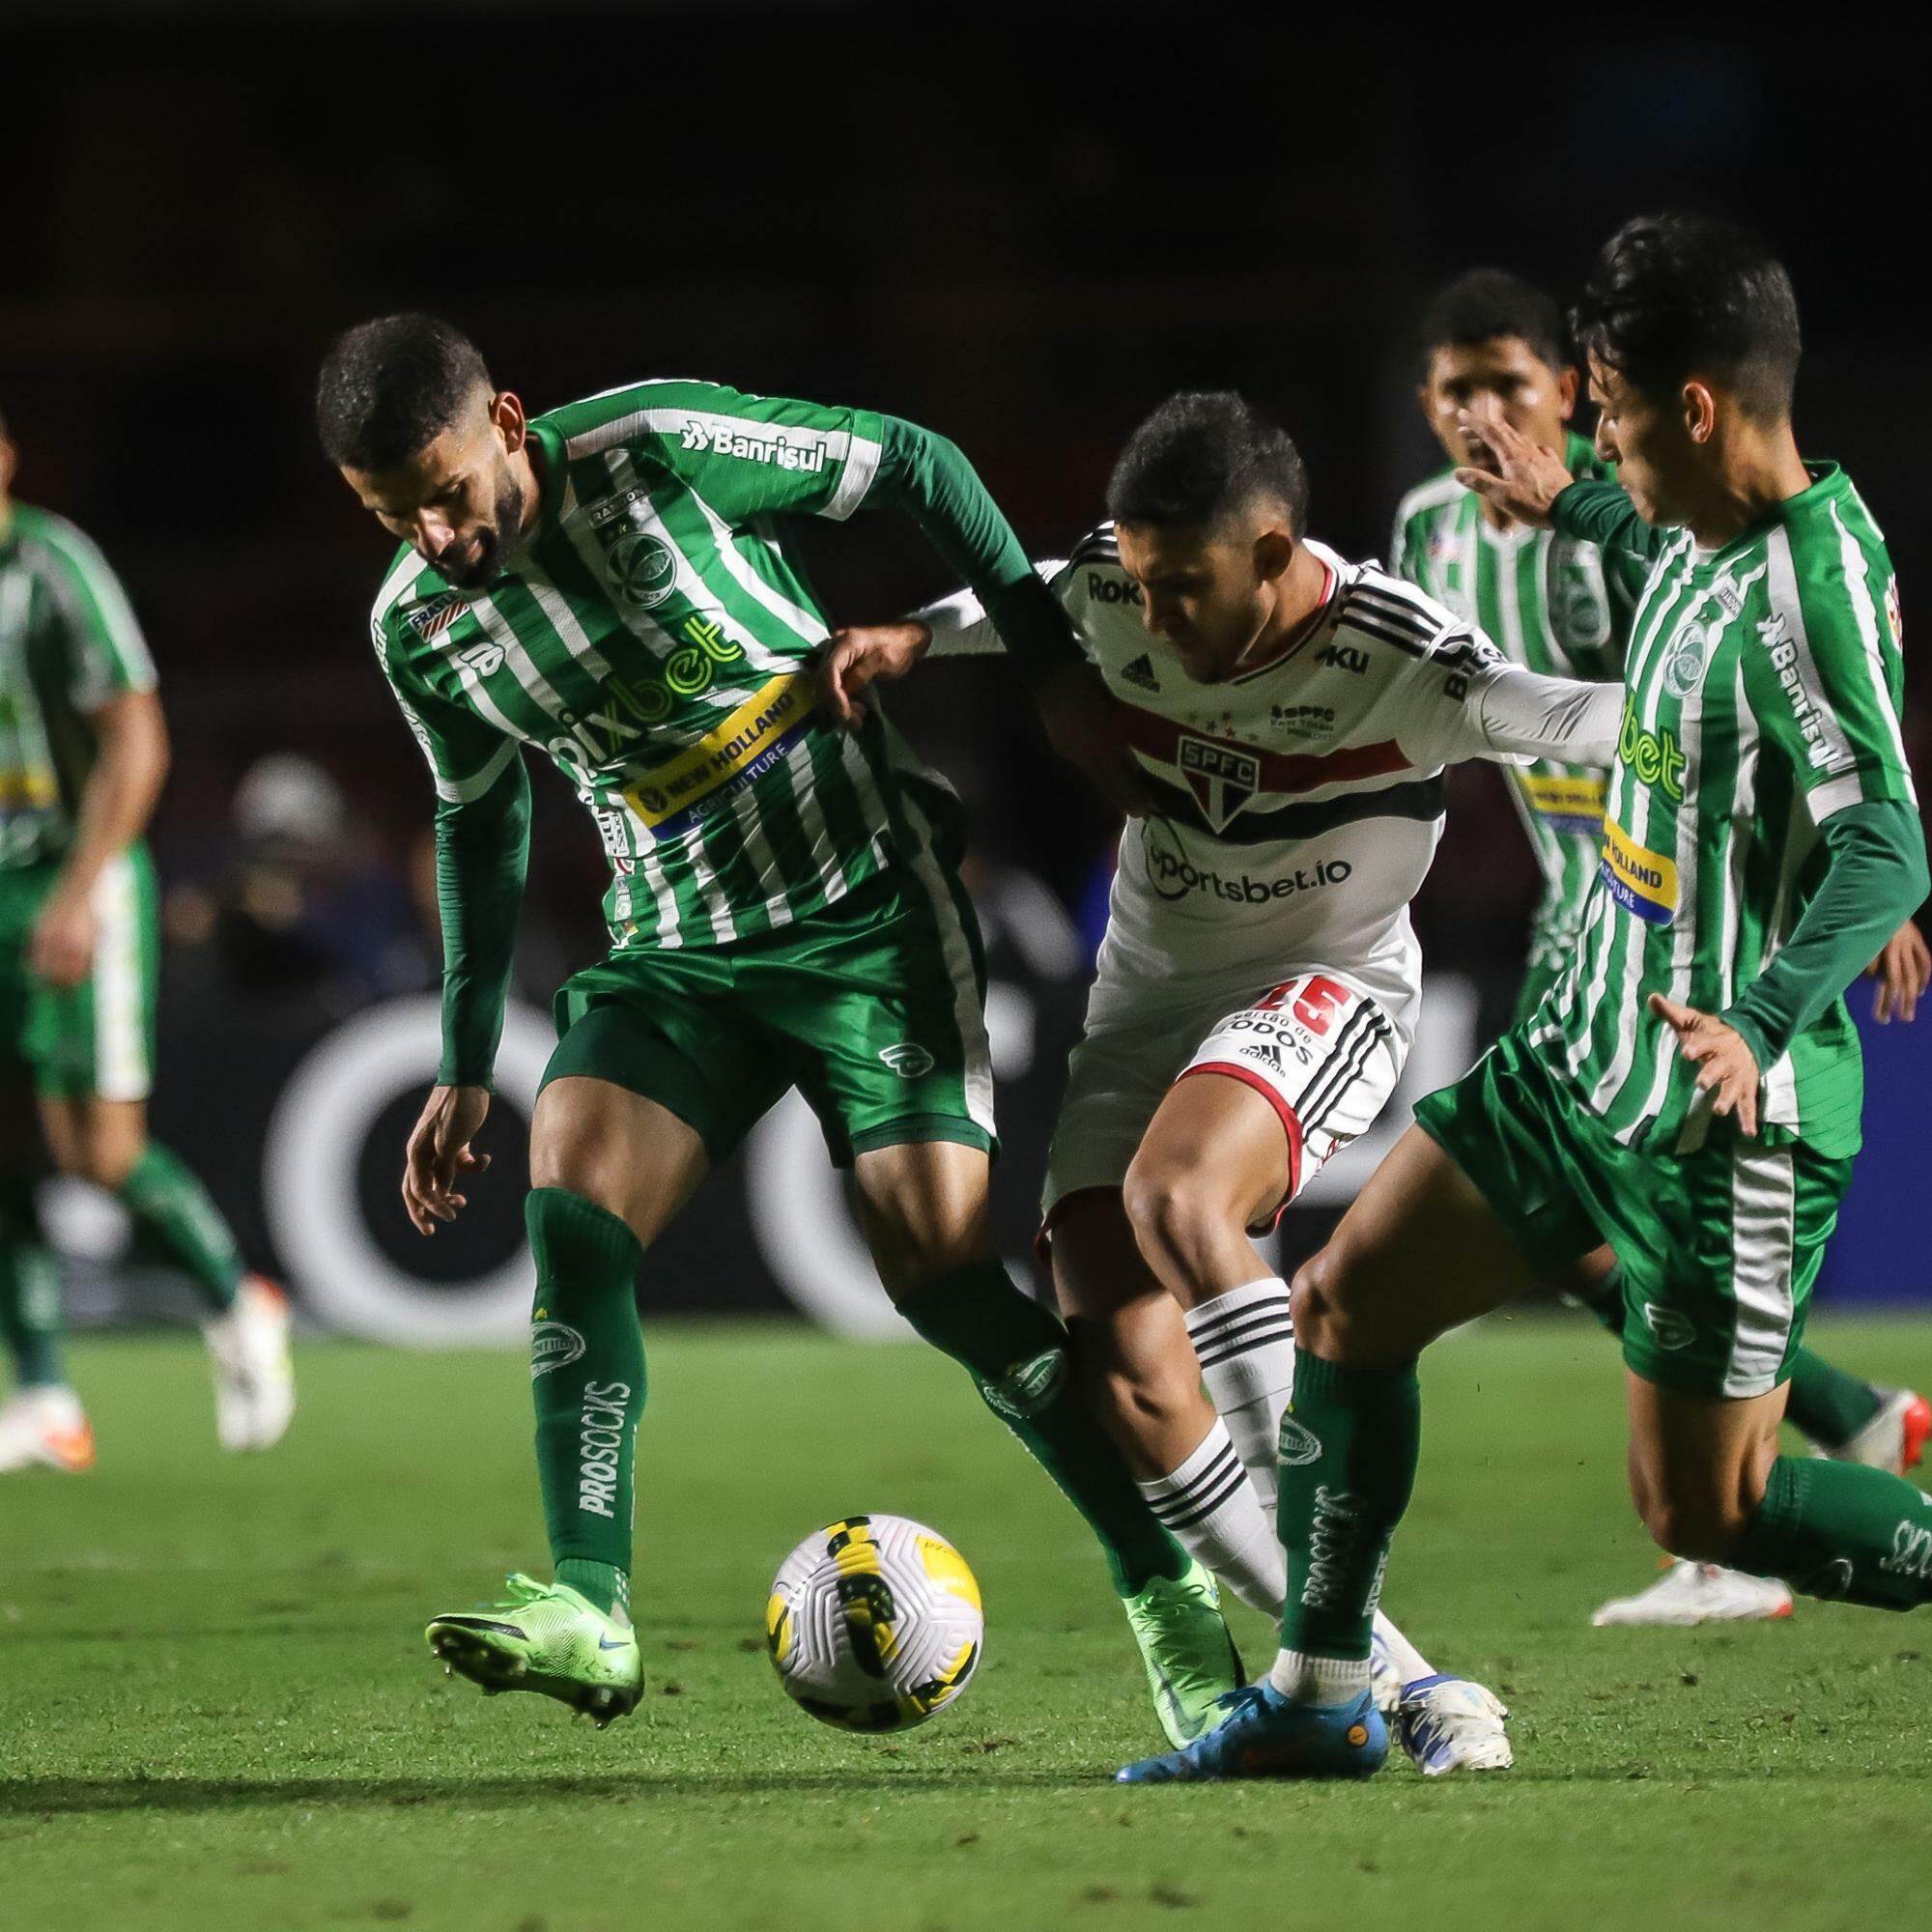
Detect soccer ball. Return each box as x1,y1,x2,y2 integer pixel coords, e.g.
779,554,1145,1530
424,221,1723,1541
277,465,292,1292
765,1514,983,1732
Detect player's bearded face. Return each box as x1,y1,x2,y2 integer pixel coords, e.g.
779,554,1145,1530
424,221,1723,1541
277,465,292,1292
346,412,528,589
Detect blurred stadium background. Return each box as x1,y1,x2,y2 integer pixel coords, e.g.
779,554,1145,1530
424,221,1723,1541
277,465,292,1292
5,3,1926,1342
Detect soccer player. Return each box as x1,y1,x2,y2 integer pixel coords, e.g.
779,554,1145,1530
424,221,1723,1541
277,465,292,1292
0,407,293,1472
1120,216,1932,1785
1393,270,1930,1628
819,390,1629,1772
316,316,1239,1741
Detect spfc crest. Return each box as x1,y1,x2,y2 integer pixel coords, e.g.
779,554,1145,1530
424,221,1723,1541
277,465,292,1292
1178,735,1259,832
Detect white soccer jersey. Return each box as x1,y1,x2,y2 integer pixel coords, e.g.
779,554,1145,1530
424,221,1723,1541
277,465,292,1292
923,524,1616,1038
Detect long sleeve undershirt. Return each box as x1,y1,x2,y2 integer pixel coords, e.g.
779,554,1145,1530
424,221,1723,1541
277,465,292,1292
435,752,531,1089
1723,799,1929,1071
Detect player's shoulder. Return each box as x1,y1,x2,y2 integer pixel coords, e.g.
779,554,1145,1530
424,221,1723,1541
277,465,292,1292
536,376,734,454
1333,555,1462,658
1392,467,1463,535
1054,521,1141,615
369,545,446,656
9,501,114,583
1759,468,1895,652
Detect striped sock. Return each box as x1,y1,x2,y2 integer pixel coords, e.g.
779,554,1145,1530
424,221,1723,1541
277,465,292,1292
1136,1419,1287,1617
1184,1279,1296,1508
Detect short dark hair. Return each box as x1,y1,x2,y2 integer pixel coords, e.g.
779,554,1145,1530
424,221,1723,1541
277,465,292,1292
1105,392,1310,534
1417,269,1567,374
1571,214,1801,422
315,313,494,470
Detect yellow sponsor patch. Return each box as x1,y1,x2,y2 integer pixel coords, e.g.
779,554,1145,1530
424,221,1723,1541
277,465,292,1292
1599,818,1678,925
1517,771,1607,836
621,671,816,830
0,768,59,809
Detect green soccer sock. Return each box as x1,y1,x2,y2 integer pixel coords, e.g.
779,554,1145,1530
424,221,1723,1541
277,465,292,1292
117,1143,243,1315
1781,1352,1885,1452
896,1259,1189,1598
1276,1347,1421,1662
0,1176,66,1389
1732,1454,1932,1609
1578,1264,1882,1450
526,1187,645,1618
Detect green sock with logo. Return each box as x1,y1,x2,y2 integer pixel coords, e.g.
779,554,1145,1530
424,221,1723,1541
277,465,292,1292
526,1187,645,1619
117,1143,243,1314
1580,1264,1883,1449
896,1259,1188,1597
1275,1347,1421,1663
1732,1454,1932,1609
0,1177,66,1388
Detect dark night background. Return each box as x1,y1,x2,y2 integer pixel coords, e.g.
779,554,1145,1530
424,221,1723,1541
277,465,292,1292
4,5,1926,1316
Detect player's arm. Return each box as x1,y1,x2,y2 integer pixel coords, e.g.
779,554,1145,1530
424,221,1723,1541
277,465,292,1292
1653,557,1927,1134
378,620,531,1234
815,561,1075,724
30,526,167,987
1453,408,1666,564
1395,623,1622,772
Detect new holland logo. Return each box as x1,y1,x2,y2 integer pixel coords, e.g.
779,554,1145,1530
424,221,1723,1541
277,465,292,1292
1278,1416,1322,1466
1178,735,1259,832
1120,653,1160,693
879,1042,935,1080
530,1320,588,1378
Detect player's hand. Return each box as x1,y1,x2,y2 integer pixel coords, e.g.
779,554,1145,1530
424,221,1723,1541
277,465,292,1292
402,1083,493,1236
814,621,932,729
1453,402,1574,528
1866,919,1930,1024
28,883,97,989
1647,992,1761,1137
1033,664,1151,817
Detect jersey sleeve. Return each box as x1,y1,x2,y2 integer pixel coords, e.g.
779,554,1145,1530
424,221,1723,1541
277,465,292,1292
373,610,521,805
1742,531,1918,826
37,519,157,708
1549,479,1668,563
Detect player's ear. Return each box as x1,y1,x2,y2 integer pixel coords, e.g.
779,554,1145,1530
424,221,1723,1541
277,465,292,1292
491,390,529,453
1254,526,1294,583
1555,364,1578,423
1681,380,1719,446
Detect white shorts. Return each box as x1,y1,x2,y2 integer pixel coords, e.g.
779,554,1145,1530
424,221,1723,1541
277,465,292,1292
1040,968,1406,1237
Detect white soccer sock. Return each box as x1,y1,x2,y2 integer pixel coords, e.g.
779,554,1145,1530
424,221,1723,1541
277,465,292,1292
1184,1278,1296,1510
1268,1647,1371,1706
1135,1419,1288,1618
1371,1610,1435,1689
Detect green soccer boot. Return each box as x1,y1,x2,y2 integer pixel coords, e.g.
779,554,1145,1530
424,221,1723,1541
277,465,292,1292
426,1574,642,1728
1121,1557,1244,1747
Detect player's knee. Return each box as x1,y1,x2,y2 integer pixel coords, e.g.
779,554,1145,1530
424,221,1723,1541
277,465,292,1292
1121,1157,1223,1277
1290,1246,1360,1359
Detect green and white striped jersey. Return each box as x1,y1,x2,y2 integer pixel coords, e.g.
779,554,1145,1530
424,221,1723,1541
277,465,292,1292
372,381,1041,956
0,503,157,870
1392,433,1644,970
1528,465,1915,1157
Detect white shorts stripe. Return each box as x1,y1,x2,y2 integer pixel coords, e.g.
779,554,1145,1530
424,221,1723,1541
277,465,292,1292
1725,1144,1797,1398
90,853,150,1102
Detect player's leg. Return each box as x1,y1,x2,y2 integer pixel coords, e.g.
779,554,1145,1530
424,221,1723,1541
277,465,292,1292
1051,1189,1287,1618
1617,1140,1932,1616
427,971,774,1726
0,1059,93,1474
851,1136,1239,1747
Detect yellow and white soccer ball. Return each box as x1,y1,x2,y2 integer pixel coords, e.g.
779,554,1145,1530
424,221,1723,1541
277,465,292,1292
765,1514,983,1732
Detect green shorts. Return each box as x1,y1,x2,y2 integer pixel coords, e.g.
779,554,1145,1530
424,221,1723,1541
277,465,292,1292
0,847,159,1101
543,858,996,1169
1414,1027,1851,1399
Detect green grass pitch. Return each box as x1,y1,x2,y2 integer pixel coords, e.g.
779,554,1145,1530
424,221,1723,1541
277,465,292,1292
5,1317,1931,1930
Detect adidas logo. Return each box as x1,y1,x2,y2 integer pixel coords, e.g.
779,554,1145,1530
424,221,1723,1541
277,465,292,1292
1120,653,1160,693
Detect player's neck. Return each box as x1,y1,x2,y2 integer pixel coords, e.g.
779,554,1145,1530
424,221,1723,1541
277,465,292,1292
1255,543,1332,648
1685,420,1809,549
516,441,545,536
